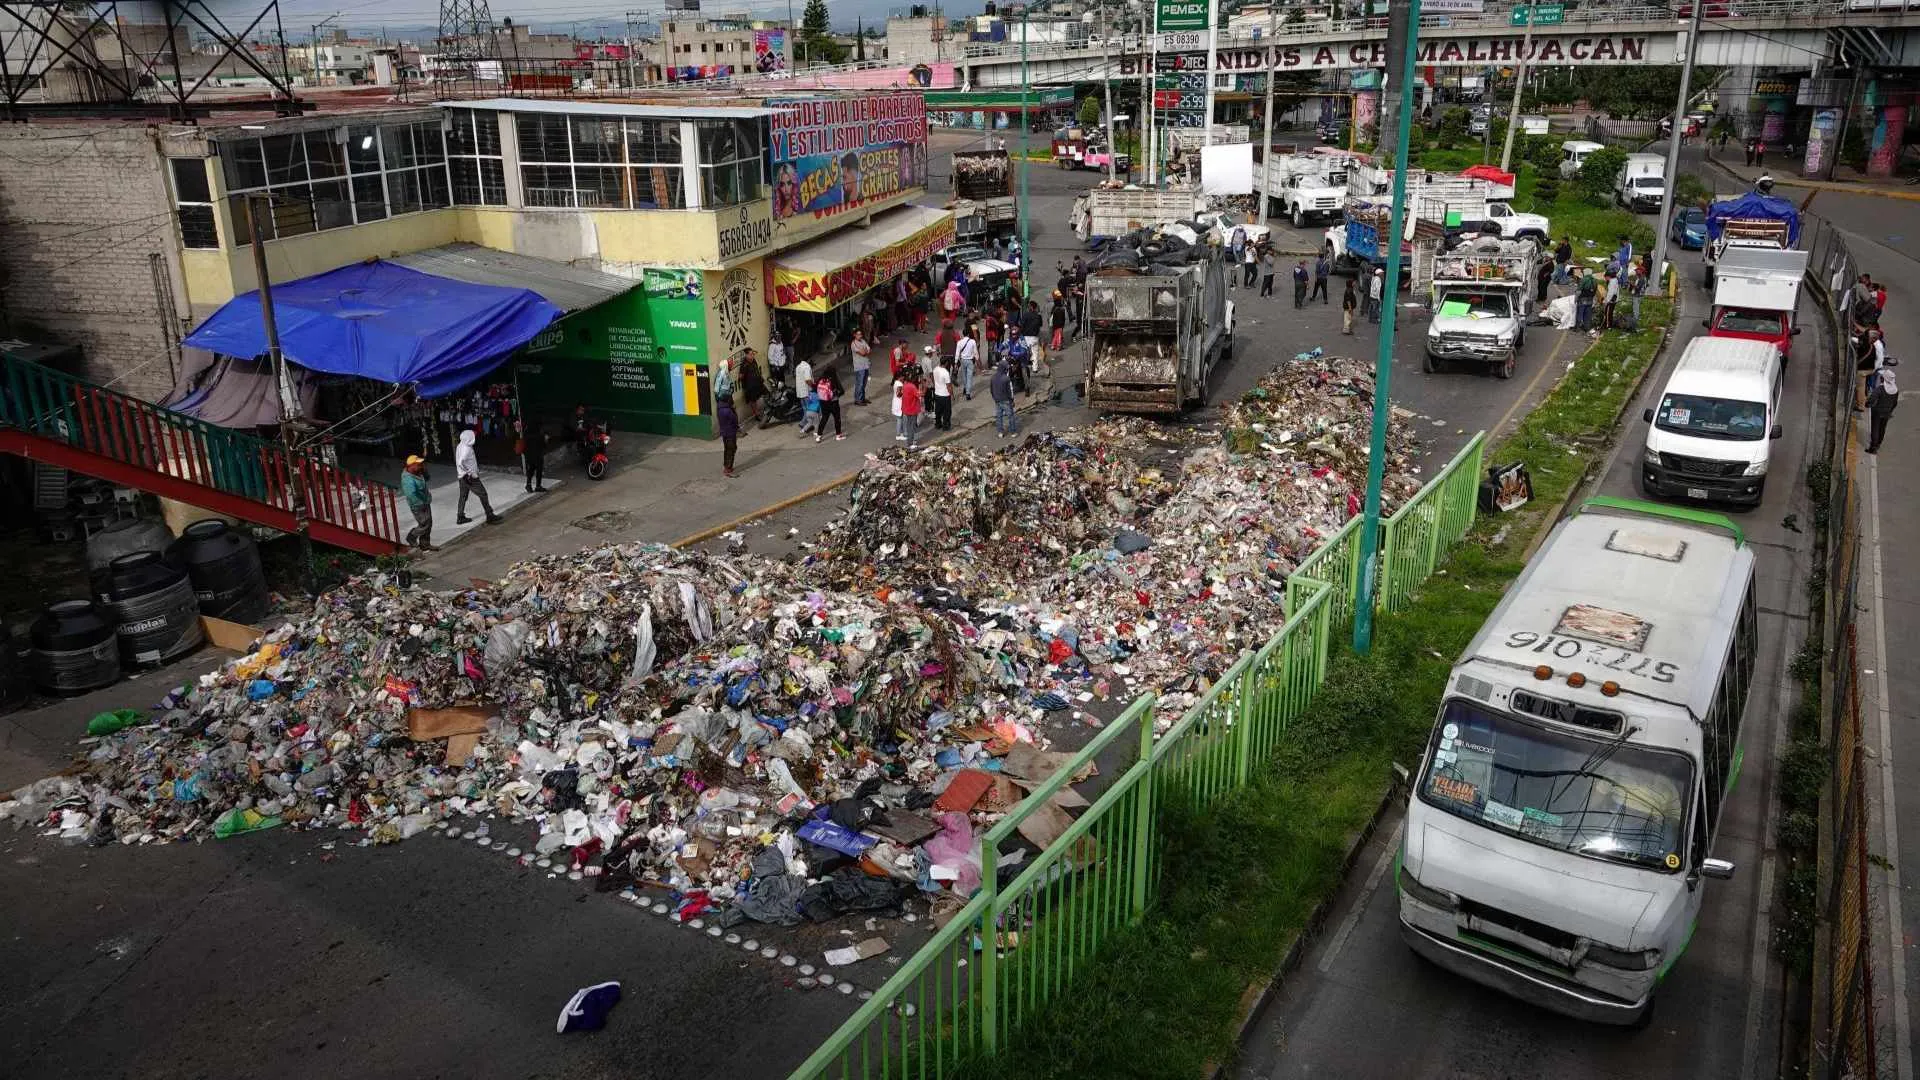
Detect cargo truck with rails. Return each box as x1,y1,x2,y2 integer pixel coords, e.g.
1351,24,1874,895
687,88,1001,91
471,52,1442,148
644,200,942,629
952,150,1017,235
1703,191,1799,288
1083,248,1235,415
1423,238,1540,380
1070,187,1205,247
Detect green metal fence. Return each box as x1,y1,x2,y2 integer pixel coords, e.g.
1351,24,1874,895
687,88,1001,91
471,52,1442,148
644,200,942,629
789,431,1486,1080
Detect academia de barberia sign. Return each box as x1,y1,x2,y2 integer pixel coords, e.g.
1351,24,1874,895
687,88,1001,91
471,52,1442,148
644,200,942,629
1119,33,1658,74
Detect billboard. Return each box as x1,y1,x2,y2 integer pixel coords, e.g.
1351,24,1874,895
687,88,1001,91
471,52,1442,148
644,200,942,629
753,29,787,74
515,269,712,436
767,93,929,223
1156,0,1208,32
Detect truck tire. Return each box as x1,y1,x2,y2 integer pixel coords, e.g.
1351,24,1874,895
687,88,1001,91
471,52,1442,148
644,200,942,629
1292,205,1305,228
1496,349,1517,380
1423,350,1439,374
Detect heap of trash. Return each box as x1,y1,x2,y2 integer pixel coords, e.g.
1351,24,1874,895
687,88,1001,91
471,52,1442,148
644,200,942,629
4,357,1424,928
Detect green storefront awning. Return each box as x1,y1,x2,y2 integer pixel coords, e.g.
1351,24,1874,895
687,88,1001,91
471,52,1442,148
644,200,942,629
924,87,1075,112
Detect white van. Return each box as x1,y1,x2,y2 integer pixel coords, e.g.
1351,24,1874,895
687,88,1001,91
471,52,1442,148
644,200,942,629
1615,152,1668,213
1400,496,1755,1026
1559,139,1604,179
1639,337,1783,505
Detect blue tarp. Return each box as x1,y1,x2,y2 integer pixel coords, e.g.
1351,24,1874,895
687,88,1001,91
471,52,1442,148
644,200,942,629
1705,192,1801,246
183,261,565,398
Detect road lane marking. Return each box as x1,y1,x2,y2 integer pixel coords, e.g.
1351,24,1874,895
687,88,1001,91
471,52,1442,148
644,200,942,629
1319,820,1405,975
1867,461,1915,1080
1489,325,1572,441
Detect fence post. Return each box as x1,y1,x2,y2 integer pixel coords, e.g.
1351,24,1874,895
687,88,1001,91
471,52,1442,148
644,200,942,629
978,836,1001,1051
1234,649,1256,786
1130,695,1157,919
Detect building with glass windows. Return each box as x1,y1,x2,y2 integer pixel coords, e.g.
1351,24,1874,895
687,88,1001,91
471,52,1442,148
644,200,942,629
0,90,946,438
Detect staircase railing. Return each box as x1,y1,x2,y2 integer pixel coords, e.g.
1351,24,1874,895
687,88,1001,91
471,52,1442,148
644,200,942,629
0,353,402,550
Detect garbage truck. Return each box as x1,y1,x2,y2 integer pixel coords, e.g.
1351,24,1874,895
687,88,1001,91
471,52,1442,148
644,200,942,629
1084,246,1234,414
1423,237,1540,380
952,150,1017,235
1704,191,1799,288
1071,187,1205,247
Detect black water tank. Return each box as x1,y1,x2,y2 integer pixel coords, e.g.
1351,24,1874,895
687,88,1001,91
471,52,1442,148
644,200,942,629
99,552,204,668
84,518,172,593
29,601,121,695
168,520,270,625
0,623,32,711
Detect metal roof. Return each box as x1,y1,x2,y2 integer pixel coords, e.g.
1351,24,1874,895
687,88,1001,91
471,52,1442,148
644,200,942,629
388,243,635,312
436,97,779,119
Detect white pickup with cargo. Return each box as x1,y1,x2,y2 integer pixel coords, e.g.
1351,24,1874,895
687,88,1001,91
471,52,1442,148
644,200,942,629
1070,187,1205,247
1424,238,1539,379
1401,496,1755,1027
1615,153,1668,214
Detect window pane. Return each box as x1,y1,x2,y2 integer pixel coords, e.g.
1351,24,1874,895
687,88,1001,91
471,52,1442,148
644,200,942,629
697,119,739,162
522,164,574,207
265,188,316,238
479,158,507,204
574,165,627,209
472,111,501,156
414,122,445,165
632,165,684,209
304,130,345,179
625,118,679,164
312,179,353,229
263,134,305,186
177,205,218,248
421,164,451,209
352,174,387,221
388,169,423,215
170,157,212,203
222,138,268,191
382,124,416,169
571,118,621,163
447,112,477,156
449,158,481,204
347,126,381,172
517,115,570,163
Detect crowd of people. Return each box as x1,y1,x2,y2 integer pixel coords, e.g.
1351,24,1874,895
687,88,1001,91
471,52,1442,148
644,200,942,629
1850,273,1897,454
1541,232,1653,333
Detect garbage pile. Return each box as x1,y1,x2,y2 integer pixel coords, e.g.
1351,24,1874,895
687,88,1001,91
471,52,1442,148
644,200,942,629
4,357,1424,929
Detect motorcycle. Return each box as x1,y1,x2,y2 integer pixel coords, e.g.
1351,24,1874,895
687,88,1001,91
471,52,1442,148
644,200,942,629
759,378,804,427
579,423,611,481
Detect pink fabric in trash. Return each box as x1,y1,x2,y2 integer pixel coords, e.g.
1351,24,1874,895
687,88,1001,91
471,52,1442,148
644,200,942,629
921,810,981,894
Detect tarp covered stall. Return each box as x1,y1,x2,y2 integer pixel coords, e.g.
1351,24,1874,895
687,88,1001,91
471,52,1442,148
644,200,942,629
1705,192,1802,245
768,204,955,313
182,261,565,399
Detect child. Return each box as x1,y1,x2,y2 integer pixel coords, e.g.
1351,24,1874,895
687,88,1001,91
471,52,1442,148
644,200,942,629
891,377,906,441
799,381,821,438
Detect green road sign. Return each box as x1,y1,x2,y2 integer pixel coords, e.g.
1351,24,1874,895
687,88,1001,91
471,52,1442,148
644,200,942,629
1510,3,1564,25
1156,0,1208,32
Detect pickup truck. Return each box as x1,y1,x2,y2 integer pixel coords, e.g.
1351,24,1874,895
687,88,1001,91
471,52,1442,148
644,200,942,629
1705,245,1808,362
1071,187,1204,247
1424,239,1538,380
1264,154,1349,227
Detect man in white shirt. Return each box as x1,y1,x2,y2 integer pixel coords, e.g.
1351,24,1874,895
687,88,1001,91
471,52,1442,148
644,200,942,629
1367,268,1384,323
768,336,787,382
792,355,813,420
955,330,980,400
850,330,872,404
453,429,501,525
931,357,954,430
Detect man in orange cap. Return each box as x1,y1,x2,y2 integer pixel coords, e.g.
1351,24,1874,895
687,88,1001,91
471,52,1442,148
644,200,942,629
401,455,435,551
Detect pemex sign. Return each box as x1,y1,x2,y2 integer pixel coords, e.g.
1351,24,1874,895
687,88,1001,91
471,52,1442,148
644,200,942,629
1156,0,1209,33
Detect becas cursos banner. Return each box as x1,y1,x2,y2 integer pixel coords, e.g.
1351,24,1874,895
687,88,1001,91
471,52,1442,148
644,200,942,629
766,93,930,223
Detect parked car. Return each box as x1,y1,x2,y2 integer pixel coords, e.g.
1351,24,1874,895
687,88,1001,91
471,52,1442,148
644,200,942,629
1670,206,1708,250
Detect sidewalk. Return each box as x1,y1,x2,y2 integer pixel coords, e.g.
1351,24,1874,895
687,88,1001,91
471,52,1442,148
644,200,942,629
1704,148,1920,202
418,316,1083,586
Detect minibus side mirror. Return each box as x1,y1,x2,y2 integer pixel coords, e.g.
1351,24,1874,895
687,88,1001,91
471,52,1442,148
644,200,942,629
1699,858,1735,880
1643,408,1654,423
1792,326,1802,335
1771,425,1783,440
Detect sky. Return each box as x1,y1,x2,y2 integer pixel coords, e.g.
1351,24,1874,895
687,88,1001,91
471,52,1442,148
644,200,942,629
232,0,987,41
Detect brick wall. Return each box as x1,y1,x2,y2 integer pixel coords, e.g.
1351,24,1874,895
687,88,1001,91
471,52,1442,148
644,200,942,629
0,122,184,401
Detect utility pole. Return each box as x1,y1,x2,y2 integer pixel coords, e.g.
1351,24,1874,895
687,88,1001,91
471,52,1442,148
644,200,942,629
1497,2,1536,172
1104,64,1118,182
1647,0,1704,289
247,195,314,592
1147,20,1158,185
1201,0,1219,150
310,13,341,85
1019,2,1031,298
1825,61,1866,182
1256,0,1280,226
1353,0,1421,656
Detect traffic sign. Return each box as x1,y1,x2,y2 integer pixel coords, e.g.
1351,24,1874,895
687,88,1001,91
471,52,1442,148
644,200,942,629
1510,3,1564,25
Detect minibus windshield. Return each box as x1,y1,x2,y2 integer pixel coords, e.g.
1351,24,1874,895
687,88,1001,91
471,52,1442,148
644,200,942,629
1419,698,1693,873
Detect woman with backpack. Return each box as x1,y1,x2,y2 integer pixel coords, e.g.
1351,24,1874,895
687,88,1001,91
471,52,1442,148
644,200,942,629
814,373,844,442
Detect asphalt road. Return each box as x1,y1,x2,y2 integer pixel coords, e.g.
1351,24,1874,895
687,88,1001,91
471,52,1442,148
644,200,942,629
0,141,1609,1080
1236,144,1837,1080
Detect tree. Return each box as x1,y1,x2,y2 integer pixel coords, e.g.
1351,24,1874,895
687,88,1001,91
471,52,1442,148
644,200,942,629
798,0,846,64
1577,145,1628,205
1436,106,1469,149
1078,94,1102,128
801,0,829,35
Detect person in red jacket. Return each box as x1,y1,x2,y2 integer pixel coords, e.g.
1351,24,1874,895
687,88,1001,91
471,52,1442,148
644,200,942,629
899,375,924,450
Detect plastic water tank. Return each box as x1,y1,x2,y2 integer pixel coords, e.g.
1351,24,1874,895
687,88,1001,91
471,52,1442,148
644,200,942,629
168,520,270,625
29,600,121,695
99,552,204,668
84,518,173,591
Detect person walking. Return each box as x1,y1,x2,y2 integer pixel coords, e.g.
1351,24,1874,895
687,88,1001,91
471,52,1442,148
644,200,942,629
1552,235,1573,287
1021,299,1044,368
1291,259,1308,307
956,325,979,400
717,394,740,477
899,371,924,449
1626,262,1647,326
767,332,787,387
1311,251,1331,304
1228,226,1246,288
1243,241,1259,288
850,330,872,405
931,355,954,430
798,380,821,438
1367,267,1384,324
1341,279,1358,335
891,365,908,440
453,429,500,525
1857,328,1888,410
516,419,546,492
1575,267,1599,331
815,373,844,441
991,357,1017,437
1534,257,1554,306
1049,291,1068,352
1602,269,1620,330
1867,359,1900,454
791,353,813,421
401,455,435,551
739,350,766,423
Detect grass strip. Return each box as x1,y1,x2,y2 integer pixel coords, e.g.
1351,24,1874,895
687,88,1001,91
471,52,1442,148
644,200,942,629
953,303,1673,1080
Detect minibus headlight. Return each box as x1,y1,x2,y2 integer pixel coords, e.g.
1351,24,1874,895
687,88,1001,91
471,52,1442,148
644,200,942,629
1584,942,1661,970
1398,867,1458,912
1743,460,1768,477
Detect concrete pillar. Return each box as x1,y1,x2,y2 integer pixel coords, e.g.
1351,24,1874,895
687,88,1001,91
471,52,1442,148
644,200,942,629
1866,101,1908,178
1353,89,1379,144
1803,106,1841,178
